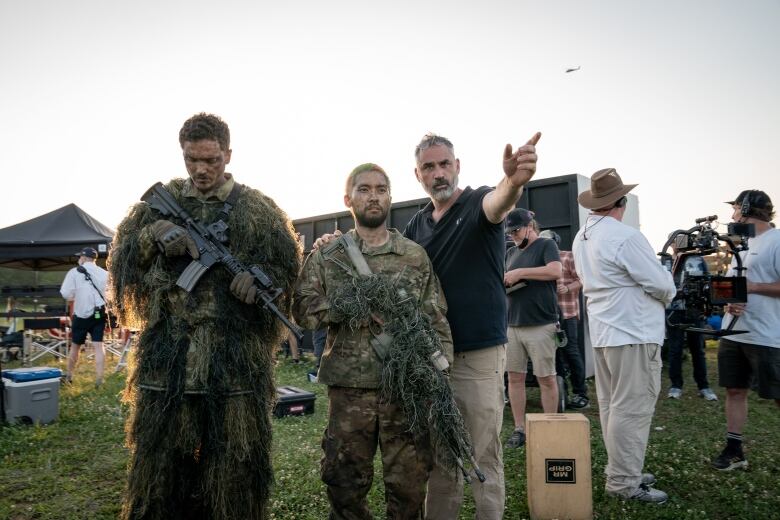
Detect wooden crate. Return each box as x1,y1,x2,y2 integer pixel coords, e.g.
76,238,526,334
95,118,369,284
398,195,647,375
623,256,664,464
526,413,592,520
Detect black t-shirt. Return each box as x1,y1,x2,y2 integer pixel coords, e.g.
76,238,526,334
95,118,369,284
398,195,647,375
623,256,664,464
404,186,507,352
505,237,560,327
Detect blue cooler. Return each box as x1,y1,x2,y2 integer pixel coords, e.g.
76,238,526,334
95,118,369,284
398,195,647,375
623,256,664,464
2,367,62,424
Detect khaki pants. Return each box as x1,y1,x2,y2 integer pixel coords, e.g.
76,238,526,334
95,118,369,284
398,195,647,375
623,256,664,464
593,343,661,497
426,344,506,519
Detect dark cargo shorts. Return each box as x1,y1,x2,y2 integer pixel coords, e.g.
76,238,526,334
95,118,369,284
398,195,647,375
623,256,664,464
718,337,780,399
71,310,106,344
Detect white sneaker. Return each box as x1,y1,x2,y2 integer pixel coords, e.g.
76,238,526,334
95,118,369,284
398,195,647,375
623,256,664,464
627,484,668,504
699,388,718,401
667,387,682,399
608,482,668,504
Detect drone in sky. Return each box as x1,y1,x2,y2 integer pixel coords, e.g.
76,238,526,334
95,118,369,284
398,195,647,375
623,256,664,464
565,66,581,73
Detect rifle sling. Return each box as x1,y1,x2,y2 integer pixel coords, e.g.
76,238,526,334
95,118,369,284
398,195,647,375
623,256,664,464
217,182,244,223
78,267,107,305
340,234,373,277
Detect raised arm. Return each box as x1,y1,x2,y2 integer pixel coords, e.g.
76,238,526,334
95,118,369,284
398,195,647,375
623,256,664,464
482,132,542,224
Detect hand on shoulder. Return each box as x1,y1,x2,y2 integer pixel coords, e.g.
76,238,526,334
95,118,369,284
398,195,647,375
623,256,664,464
313,229,343,250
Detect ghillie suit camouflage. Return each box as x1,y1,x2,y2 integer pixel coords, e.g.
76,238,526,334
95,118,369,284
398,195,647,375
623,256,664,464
109,177,300,520
326,235,485,483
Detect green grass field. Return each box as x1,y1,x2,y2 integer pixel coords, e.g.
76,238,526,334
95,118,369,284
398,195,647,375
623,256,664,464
1,344,778,519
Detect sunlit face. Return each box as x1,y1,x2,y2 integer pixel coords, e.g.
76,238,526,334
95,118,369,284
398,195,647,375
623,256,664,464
731,203,744,222
182,139,232,193
415,145,460,202
345,170,391,228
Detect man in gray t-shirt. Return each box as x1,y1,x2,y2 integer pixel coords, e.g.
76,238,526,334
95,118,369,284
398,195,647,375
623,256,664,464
503,208,562,449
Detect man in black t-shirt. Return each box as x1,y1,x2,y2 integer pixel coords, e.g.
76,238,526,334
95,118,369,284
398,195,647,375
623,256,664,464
502,209,562,449
404,132,541,520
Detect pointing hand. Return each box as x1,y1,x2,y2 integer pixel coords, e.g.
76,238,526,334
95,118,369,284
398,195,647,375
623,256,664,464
503,132,541,187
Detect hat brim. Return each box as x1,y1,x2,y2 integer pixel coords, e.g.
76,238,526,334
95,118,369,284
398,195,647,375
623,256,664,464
578,183,637,210
505,219,532,229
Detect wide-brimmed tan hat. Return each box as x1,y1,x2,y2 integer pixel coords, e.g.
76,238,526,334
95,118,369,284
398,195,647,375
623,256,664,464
577,168,637,210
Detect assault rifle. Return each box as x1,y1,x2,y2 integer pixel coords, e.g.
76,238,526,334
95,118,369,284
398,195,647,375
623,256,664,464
142,182,303,341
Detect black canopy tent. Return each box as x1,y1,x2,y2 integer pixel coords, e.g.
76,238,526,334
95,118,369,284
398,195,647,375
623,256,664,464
0,203,114,271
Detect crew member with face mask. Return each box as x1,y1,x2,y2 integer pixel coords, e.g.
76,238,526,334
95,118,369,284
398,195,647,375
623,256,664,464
503,208,563,449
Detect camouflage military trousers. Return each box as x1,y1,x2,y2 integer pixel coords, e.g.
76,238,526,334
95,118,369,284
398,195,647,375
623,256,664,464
323,386,433,520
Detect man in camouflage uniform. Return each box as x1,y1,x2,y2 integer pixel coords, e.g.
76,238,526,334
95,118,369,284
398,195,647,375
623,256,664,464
110,113,300,520
293,163,453,520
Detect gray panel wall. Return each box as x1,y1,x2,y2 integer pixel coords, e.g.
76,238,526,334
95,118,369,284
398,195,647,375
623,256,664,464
293,174,585,251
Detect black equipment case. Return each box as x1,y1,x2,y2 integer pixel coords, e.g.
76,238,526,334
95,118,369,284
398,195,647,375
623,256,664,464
273,385,316,418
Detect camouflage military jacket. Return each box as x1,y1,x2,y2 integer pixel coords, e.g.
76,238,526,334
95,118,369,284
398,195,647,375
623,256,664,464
293,229,452,389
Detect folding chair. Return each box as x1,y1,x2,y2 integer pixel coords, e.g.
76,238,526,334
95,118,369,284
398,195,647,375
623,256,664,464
113,329,135,373
23,318,70,364
86,319,124,361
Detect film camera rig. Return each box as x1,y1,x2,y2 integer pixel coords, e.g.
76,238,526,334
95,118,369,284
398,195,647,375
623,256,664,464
658,215,754,337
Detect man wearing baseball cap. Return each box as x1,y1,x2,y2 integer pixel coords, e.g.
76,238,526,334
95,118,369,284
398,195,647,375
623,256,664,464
60,247,108,385
712,190,780,471
503,208,563,449
572,168,676,503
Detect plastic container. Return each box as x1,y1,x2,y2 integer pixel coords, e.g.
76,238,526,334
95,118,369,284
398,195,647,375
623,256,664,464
2,367,62,424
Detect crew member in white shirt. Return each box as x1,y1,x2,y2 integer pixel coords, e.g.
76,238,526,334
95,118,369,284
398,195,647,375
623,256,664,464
60,247,108,385
711,190,780,472
573,169,676,504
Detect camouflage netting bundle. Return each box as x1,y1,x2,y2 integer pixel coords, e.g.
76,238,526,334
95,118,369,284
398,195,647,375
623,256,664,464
109,178,300,520
330,273,477,479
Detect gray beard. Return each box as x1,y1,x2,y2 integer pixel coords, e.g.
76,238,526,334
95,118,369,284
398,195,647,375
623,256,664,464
427,175,459,202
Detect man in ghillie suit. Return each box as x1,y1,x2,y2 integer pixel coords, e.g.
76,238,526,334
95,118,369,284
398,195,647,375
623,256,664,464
109,113,300,520
293,163,454,519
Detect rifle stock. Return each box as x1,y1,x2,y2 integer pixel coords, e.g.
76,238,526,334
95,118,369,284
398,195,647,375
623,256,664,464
141,182,303,341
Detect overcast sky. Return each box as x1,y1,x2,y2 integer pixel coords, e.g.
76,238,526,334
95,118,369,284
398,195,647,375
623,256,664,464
2,0,777,252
